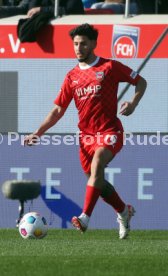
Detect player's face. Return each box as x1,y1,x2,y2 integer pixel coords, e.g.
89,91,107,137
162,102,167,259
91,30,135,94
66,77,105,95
73,35,96,63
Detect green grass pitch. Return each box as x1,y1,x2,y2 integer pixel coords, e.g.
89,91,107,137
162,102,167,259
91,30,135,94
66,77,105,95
0,229,168,276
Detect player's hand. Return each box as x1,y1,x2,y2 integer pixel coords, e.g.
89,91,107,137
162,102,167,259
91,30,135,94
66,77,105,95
24,134,39,146
119,101,135,116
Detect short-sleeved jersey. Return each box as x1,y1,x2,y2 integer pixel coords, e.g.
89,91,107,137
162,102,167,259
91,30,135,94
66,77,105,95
54,57,140,135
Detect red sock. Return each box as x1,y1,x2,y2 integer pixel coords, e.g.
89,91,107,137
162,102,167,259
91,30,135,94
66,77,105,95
83,185,101,217
101,191,125,213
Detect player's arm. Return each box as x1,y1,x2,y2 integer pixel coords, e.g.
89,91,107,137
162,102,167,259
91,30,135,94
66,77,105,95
113,61,147,116
120,76,147,116
24,104,66,146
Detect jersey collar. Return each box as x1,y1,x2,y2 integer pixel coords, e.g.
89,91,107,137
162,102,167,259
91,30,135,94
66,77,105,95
79,56,100,70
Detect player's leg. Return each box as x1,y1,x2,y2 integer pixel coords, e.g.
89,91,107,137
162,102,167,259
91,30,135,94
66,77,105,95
77,174,135,239
80,175,135,239
98,132,135,238
100,180,135,239
82,176,126,213
72,147,113,232
82,146,113,212
101,180,125,212
72,131,135,238
78,167,135,238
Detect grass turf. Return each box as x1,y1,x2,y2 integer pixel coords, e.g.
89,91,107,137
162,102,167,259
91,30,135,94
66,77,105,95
0,229,168,276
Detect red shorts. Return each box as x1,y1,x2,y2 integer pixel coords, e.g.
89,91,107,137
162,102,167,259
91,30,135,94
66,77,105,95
79,131,123,174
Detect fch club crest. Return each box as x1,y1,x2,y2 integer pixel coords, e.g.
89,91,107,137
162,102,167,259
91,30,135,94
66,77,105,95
112,25,140,58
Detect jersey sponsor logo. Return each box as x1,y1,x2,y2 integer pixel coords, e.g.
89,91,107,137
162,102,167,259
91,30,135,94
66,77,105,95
96,71,104,81
112,25,140,58
75,85,101,99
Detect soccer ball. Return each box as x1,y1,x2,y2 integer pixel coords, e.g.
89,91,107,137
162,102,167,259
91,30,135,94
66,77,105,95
19,212,48,239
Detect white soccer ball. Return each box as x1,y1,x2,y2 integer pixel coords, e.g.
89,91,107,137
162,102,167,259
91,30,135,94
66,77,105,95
18,212,48,239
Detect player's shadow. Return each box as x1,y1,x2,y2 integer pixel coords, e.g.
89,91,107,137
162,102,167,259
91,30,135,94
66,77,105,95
41,186,82,228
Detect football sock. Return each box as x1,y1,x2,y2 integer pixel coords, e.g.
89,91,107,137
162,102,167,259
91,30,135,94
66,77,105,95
101,181,125,213
102,190,125,213
83,185,101,217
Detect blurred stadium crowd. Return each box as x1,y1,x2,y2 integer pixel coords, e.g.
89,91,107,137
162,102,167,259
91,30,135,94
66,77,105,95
0,0,167,19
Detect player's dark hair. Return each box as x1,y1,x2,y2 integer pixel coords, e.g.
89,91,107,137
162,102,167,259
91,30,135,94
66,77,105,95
69,23,98,41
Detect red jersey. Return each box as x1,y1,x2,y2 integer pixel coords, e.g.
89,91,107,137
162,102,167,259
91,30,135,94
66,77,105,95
54,57,140,135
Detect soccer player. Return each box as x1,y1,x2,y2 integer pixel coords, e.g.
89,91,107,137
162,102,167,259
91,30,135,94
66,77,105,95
24,23,147,239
